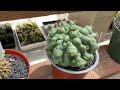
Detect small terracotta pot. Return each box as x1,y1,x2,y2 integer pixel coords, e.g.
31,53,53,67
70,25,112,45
49,50,99,79
51,64,88,79
5,49,30,79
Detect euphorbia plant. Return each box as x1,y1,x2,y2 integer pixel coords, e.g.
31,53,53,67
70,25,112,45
46,20,98,68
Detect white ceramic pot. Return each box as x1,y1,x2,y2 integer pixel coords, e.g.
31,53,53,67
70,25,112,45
48,50,99,74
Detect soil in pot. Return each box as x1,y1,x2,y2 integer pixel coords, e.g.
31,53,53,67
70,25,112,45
0,54,29,79
56,57,95,71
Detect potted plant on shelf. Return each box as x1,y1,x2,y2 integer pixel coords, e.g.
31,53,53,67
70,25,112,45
0,23,16,49
14,19,46,51
46,20,99,79
0,42,30,79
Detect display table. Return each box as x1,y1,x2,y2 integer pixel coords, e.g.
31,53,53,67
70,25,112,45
29,45,120,79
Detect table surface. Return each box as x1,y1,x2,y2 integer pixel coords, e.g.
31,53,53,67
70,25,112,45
29,45,120,79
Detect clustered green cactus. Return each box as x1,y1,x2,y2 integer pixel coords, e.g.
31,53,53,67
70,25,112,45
46,20,98,68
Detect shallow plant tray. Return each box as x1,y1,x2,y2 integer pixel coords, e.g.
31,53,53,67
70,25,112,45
31,15,59,38
3,44,15,49
0,21,16,49
12,18,47,51
42,20,60,37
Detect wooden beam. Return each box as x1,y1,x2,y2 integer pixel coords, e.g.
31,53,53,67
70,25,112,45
0,11,75,21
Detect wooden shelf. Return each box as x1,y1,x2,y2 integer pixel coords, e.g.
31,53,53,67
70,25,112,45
0,11,75,21
29,45,120,79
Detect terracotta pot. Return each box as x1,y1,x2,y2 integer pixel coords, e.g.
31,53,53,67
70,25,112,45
50,50,99,79
4,49,30,79
51,64,88,79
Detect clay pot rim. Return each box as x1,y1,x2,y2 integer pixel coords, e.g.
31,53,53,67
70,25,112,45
48,50,99,74
4,49,30,79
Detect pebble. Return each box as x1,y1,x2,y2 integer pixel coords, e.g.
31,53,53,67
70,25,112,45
4,54,28,79
57,59,96,71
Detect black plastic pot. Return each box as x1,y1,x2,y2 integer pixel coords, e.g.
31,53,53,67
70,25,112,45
108,16,120,64
0,28,15,49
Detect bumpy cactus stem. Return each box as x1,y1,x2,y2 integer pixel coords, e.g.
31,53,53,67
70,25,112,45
46,20,98,68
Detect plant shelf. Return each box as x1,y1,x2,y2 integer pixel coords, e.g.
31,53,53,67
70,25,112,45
29,45,120,79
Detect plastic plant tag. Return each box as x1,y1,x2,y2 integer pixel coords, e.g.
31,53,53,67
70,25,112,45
0,42,5,61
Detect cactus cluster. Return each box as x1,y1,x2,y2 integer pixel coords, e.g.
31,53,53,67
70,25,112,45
0,50,13,79
16,22,45,46
46,20,98,68
0,59,13,79
0,23,15,46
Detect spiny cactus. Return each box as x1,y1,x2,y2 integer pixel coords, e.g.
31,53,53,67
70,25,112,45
46,20,98,68
0,59,13,79
0,50,13,79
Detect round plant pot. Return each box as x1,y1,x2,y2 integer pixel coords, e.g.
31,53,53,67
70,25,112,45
49,50,99,79
108,16,120,64
4,49,30,79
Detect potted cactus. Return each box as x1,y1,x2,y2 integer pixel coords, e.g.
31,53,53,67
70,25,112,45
46,20,99,79
0,42,30,79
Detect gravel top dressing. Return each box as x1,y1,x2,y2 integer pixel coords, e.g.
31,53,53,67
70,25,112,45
4,54,28,79
56,58,95,71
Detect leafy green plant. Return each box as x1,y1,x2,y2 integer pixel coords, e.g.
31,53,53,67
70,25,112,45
46,20,98,68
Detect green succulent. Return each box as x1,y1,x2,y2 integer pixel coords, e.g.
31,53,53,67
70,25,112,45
0,35,6,41
46,20,98,68
16,22,45,46
0,30,6,35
